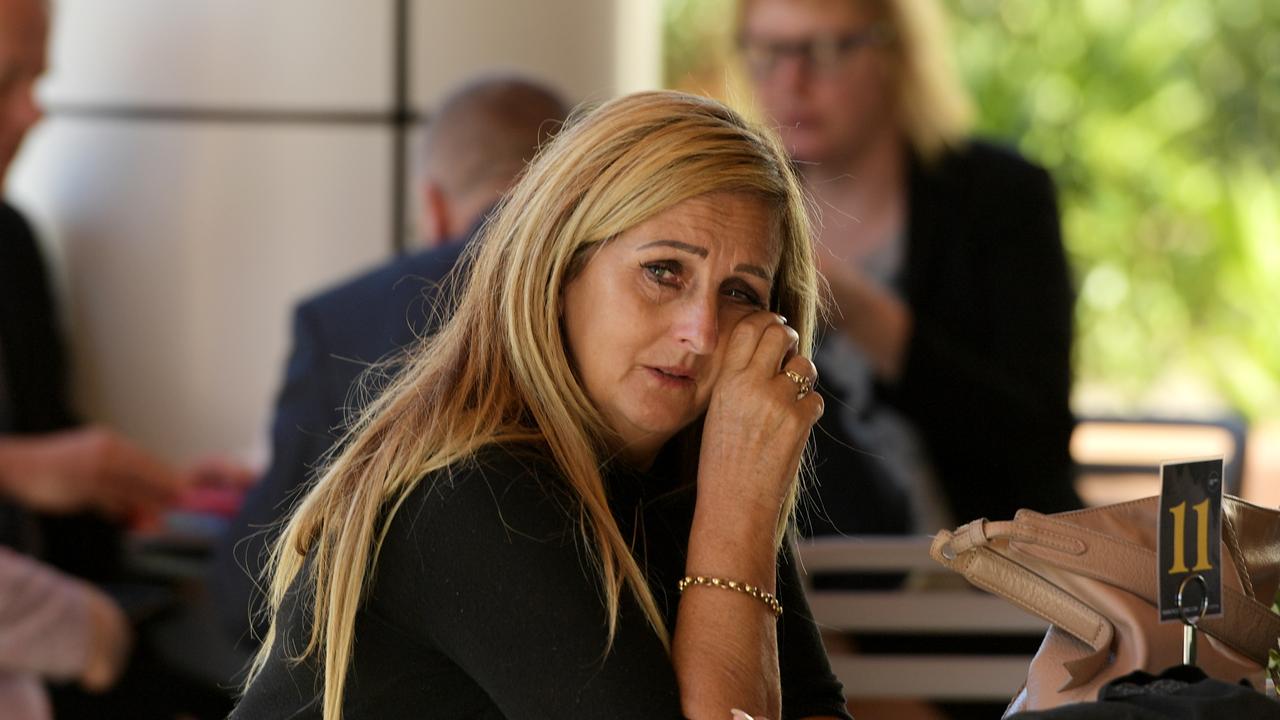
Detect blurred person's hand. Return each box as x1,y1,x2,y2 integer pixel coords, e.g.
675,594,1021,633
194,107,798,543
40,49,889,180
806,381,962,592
79,585,131,692
814,249,911,381
0,426,186,517
170,455,258,520
0,547,134,691
186,454,257,490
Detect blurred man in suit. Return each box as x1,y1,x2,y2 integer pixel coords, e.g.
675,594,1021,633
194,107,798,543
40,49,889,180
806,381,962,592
213,76,569,649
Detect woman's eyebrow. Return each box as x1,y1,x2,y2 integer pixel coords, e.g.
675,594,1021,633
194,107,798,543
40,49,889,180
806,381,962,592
734,263,771,282
635,239,707,257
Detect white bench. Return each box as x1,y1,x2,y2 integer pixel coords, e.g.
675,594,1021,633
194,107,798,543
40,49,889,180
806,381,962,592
796,536,1048,702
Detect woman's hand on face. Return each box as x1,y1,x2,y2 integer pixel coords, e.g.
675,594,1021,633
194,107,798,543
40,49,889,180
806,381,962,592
697,312,822,523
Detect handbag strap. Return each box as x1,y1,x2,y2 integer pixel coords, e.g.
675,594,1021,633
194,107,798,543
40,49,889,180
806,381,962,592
929,529,1114,690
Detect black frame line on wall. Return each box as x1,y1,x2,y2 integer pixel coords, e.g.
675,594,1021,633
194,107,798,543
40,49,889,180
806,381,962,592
41,104,421,127
390,0,412,255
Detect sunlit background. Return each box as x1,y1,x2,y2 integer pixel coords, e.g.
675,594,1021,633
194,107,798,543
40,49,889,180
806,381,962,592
665,0,1280,495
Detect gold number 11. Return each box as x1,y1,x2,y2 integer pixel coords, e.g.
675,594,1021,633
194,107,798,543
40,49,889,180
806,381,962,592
1168,499,1213,574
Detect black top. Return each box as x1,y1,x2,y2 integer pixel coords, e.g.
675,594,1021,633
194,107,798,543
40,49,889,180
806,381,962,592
807,141,1080,535
1006,666,1280,719
212,234,473,648
232,444,851,720
0,202,120,579
0,202,77,436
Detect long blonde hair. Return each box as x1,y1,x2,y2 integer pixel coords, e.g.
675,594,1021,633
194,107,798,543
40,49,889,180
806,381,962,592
877,0,973,161
247,90,818,720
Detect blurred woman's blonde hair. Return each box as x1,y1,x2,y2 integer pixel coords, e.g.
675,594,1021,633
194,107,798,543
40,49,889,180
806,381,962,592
245,90,819,720
740,0,974,162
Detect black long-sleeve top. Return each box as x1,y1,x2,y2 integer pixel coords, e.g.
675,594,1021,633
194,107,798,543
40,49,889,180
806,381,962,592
233,443,851,719
0,202,120,579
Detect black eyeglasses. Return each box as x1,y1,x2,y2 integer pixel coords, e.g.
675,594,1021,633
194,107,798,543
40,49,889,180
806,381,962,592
738,25,893,78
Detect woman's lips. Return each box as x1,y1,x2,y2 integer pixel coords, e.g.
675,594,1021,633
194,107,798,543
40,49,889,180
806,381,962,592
646,366,696,387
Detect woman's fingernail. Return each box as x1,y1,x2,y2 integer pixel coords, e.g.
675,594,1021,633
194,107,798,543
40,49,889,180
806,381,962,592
731,710,754,720
777,314,788,324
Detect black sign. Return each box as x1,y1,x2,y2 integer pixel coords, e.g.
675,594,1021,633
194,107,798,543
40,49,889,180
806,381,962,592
1157,457,1224,622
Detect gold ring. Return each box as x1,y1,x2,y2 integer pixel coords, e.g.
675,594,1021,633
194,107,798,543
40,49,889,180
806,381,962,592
783,369,813,399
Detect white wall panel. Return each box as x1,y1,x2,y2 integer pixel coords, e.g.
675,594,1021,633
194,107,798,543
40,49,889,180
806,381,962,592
43,0,394,109
9,120,391,463
614,0,665,96
411,0,621,108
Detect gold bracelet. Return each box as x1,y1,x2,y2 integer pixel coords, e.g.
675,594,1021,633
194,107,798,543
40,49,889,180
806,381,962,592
677,575,783,618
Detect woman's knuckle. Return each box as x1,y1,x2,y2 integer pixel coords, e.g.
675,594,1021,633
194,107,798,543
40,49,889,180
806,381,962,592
809,395,825,420
763,322,790,341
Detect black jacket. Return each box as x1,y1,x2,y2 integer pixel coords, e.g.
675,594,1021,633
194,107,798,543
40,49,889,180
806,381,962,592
897,140,1079,523
0,202,76,435
808,141,1080,535
0,202,120,580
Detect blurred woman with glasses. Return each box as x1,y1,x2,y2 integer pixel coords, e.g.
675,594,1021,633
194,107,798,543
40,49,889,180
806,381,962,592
738,0,1082,538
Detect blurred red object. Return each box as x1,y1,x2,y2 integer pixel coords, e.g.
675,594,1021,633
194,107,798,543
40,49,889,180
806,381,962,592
170,484,246,519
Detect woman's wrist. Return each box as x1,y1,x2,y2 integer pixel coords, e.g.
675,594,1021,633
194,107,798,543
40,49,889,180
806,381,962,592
685,502,779,591
678,575,782,617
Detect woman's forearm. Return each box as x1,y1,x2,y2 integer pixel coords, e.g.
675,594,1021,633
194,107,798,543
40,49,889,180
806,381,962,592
672,502,782,720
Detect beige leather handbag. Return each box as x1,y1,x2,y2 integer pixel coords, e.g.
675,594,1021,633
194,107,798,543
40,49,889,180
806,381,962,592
930,495,1280,715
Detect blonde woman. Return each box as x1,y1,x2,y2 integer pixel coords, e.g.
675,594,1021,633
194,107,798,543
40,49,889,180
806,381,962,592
232,91,851,720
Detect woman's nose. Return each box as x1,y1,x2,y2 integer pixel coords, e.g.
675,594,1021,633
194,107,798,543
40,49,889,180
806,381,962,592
671,294,719,355
20,84,42,129
772,54,812,92
8,82,42,133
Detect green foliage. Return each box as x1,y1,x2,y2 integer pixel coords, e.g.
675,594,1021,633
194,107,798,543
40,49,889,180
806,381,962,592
664,0,742,99
664,0,1280,419
950,0,1280,418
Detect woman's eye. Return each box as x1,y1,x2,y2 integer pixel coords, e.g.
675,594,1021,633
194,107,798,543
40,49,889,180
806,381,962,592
643,262,680,284
725,286,765,308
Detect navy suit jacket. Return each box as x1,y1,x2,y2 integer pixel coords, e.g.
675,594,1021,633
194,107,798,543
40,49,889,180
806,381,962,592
213,237,472,646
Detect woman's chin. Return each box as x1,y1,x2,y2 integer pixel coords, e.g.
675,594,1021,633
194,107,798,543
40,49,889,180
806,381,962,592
608,415,691,460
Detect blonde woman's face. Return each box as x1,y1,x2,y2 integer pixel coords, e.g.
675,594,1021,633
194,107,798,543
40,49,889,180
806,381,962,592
742,0,896,167
561,192,780,465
